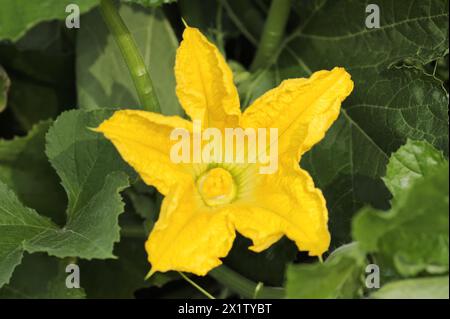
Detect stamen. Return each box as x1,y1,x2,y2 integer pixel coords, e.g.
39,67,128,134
197,168,237,206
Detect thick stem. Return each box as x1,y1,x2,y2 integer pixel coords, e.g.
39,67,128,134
210,266,285,299
250,0,291,71
99,0,161,112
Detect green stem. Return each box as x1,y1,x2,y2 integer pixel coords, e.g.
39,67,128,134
250,0,291,71
210,266,285,299
178,271,216,299
99,0,161,112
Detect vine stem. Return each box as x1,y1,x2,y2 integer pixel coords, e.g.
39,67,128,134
178,272,216,299
99,0,161,112
250,0,291,71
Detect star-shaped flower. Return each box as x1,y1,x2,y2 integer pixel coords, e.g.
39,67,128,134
96,27,353,276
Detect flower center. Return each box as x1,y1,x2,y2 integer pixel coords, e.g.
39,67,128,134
197,167,237,206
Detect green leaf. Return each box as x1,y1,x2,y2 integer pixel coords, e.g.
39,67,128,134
219,0,265,46
0,21,80,130
371,276,449,299
0,121,66,224
383,139,446,198
0,181,57,287
122,0,176,7
76,3,183,115
285,243,366,298
178,0,240,52
0,65,10,113
0,253,85,299
353,143,449,276
234,0,449,245
0,110,132,287
6,80,60,131
0,0,98,41
35,110,131,258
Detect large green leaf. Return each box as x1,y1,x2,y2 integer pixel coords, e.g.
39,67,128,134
0,65,10,113
233,0,449,245
0,121,66,224
285,243,366,298
0,110,132,287
371,276,449,299
353,141,449,277
76,3,183,115
0,0,98,41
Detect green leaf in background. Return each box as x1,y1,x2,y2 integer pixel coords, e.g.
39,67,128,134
353,141,449,277
0,65,10,113
122,0,176,7
0,253,85,299
285,243,366,299
0,21,80,130
371,276,449,299
0,121,66,224
218,0,265,46
178,0,241,53
233,0,449,245
6,80,59,131
0,0,98,41
76,3,183,115
383,139,447,198
0,110,132,287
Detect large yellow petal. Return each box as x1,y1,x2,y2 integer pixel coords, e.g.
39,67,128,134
242,67,353,161
231,160,330,256
96,110,192,195
146,180,236,276
175,27,241,129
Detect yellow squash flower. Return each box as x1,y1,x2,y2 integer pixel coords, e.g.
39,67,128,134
96,27,354,276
